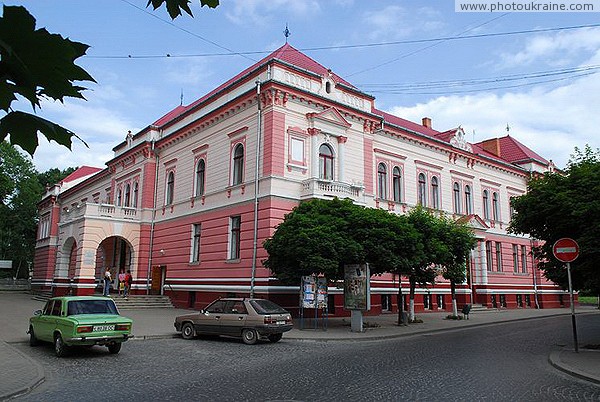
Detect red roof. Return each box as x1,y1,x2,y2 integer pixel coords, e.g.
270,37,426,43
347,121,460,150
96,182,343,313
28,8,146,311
152,43,355,127
373,108,441,138
61,166,103,183
475,135,548,165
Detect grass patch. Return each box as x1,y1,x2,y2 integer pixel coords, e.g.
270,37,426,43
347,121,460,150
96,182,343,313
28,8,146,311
579,296,599,305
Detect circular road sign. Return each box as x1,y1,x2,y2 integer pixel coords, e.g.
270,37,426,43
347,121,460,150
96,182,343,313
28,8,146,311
553,238,579,263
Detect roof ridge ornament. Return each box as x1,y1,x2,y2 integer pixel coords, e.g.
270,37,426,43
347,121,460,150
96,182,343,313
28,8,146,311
284,24,291,43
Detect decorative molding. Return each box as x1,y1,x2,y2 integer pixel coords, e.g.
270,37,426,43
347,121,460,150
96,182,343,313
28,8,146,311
192,144,209,154
374,148,407,160
227,126,249,138
163,158,178,167
480,178,501,187
414,160,443,171
449,170,475,179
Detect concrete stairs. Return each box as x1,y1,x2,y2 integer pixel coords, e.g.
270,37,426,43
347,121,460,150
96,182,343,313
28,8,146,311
31,290,52,302
113,295,174,310
470,304,489,312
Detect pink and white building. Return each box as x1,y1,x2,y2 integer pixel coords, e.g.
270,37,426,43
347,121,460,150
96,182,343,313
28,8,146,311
33,43,570,315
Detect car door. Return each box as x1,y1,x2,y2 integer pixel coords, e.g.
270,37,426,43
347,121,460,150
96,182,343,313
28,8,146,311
218,300,247,336
34,300,55,342
197,300,227,334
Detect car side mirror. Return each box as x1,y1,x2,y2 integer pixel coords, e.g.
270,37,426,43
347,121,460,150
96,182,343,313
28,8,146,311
33,310,42,316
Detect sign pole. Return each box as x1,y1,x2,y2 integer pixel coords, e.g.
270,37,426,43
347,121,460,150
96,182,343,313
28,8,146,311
566,262,578,353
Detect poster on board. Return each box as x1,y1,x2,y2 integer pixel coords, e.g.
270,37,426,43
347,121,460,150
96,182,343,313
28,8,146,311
343,264,370,311
301,275,328,309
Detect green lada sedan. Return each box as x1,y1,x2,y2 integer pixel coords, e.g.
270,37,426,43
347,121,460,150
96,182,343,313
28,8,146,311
28,296,133,357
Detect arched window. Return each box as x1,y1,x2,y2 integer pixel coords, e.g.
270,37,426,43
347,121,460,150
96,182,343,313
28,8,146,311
492,192,500,221
392,166,402,202
232,144,244,185
195,159,206,197
483,190,490,219
133,182,139,208
418,173,427,206
166,171,175,205
116,189,122,206
124,183,131,207
319,144,334,180
377,163,387,199
431,176,440,209
453,182,461,214
464,185,472,214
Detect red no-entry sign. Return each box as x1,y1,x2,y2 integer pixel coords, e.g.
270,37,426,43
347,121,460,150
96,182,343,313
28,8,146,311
553,238,579,263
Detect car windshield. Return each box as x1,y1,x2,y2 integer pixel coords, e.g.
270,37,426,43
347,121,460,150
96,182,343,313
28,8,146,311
67,299,119,316
250,300,287,315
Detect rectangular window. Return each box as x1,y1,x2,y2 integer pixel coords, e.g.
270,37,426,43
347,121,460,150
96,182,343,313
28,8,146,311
290,137,304,163
485,241,493,271
512,244,519,273
495,242,503,272
190,224,201,263
229,216,241,260
521,245,527,273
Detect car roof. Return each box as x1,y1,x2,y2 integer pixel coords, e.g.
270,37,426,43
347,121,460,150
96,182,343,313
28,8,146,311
49,296,113,301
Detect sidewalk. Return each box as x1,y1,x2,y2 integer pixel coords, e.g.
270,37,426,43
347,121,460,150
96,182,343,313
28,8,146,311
1,292,598,400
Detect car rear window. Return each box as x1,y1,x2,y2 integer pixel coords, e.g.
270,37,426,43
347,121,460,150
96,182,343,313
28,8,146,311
67,299,119,316
249,300,288,315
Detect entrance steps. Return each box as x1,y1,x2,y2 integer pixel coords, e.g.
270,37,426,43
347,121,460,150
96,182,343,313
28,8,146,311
113,295,174,310
470,304,489,312
31,290,52,302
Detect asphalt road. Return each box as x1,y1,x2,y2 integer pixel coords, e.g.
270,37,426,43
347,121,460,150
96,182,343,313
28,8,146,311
13,314,600,401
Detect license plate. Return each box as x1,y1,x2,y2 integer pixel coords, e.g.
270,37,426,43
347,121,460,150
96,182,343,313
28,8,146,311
276,321,285,325
93,325,115,332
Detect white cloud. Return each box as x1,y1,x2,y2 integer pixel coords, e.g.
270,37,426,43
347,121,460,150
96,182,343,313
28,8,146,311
499,27,600,68
388,69,600,169
363,6,444,40
164,58,214,87
225,0,321,26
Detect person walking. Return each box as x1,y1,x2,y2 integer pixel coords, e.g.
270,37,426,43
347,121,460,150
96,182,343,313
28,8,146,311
124,270,133,298
118,269,125,297
103,267,112,296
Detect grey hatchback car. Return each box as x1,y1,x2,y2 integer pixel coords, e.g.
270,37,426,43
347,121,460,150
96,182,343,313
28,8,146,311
174,298,293,344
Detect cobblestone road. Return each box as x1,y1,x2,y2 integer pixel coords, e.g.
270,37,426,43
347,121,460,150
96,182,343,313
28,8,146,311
13,313,600,401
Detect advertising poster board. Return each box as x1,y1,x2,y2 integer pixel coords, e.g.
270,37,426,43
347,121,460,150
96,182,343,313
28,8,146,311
344,264,370,311
301,275,316,308
316,277,328,309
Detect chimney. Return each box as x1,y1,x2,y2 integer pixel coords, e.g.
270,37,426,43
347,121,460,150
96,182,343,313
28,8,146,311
480,138,501,157
422,117,432,129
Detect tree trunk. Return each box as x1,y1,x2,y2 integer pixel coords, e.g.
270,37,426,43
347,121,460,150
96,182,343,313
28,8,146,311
451,280,458,317
397,280,404,325
409,276,416,322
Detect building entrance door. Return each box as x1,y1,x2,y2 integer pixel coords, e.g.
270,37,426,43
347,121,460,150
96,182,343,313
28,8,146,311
151,265,165,295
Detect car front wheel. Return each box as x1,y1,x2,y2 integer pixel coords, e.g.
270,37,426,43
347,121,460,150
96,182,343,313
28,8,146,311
54,334,69,357
242,328,258,345
29,326,39,347
107,342,122,354
267,333,282,343
181,322,195,340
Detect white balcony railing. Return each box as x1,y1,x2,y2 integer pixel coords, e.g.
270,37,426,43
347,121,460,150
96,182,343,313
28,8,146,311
301,178,364,202
61,203,139,222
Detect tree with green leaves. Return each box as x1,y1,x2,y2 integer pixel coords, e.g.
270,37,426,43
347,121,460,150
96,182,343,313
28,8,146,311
509,145,600,294
263,198,364,285
0,1,219,157
0,141,43,278
438,215,478,317
404,206,447,322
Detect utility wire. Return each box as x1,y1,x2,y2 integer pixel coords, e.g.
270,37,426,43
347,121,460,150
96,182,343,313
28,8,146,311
357,65,600,90
119,0,257,63
87,22,600,59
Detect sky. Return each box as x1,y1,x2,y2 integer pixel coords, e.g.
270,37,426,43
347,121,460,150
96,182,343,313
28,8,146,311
8,0,600,172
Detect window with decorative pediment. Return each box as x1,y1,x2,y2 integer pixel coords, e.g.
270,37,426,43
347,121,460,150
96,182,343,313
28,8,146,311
319,143,334,180
232,144,244,186
431,176,440,209
392,166,402,202
453,182,461,214
133,182,139,208
418,173,427,206
116,188,122,206
195,159,206,197
482,190,490,220
464,185,472,214
124,183,131,207
377,163,387,200
166,171,175,206
492,192,500,221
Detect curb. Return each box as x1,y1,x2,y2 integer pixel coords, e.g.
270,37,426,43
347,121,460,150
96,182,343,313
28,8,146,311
548,349,600,385
0,342,45,401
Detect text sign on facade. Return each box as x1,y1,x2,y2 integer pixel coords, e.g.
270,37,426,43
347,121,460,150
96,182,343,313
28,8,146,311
553,238,579,263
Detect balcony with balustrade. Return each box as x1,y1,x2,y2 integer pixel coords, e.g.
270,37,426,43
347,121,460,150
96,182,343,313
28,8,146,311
301,178,365,204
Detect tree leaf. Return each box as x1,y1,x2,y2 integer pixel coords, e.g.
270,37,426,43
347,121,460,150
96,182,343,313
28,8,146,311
0,111,87,156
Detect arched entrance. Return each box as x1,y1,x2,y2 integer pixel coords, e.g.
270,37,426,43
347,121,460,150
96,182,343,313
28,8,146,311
53,237,78,295
96,236,134,295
